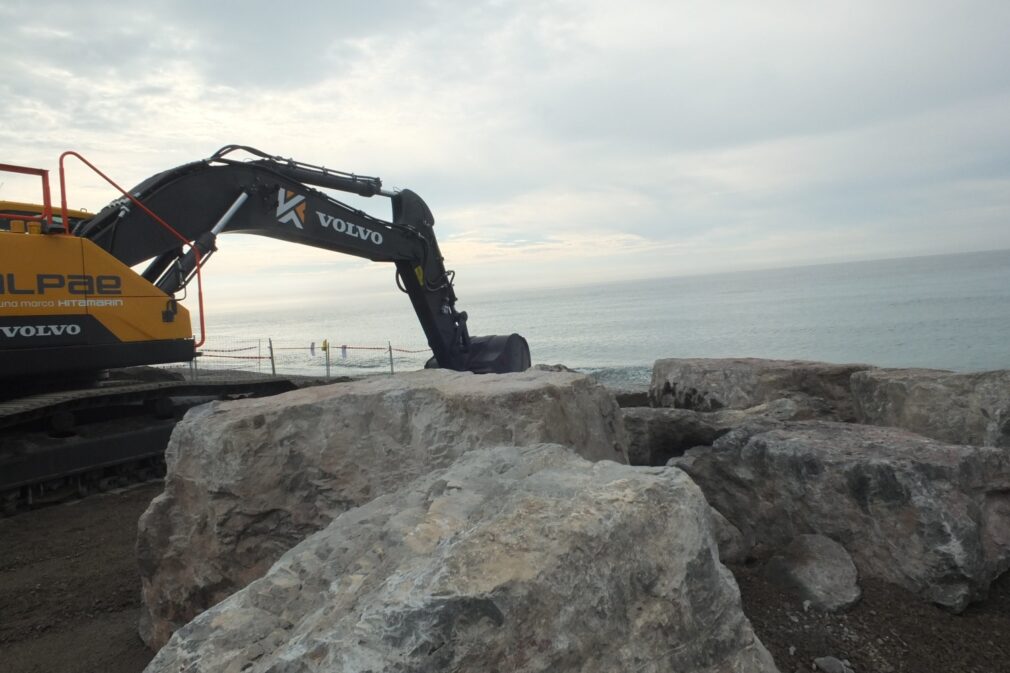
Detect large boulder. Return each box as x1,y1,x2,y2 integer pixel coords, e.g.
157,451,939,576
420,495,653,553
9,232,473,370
623,398,830,466
650,358,871,421
851,368,1010,447
144,444,778,673
137,369,628,650
673,421,1010,612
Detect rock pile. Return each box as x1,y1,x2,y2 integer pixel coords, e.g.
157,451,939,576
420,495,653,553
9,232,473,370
649,358,871,420
144,444,777,673
623,397,827,466
674,420,1010,611
137,369,627,649
135,355,1010,672
628,357,1010,615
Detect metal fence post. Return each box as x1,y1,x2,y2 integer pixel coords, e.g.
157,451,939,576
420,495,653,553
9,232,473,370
268,338,276,375
388,341,394,374
324,339,331,379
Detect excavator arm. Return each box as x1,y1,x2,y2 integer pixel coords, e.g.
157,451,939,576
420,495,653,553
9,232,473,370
73,146,529,374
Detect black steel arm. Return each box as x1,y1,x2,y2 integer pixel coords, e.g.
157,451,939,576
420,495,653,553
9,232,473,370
73,147,530,373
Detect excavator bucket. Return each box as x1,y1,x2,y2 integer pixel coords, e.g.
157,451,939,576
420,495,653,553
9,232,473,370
463,333,531,374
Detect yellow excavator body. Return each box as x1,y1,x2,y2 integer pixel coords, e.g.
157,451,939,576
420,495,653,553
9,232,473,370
0,208,194,378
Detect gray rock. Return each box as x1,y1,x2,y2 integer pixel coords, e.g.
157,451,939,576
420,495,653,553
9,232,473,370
143,445,778,673
765,535,861,611
851,368,1010,447
532,363,578,372
613,388,649,408
650,358,871,420
624,398,827,466
814,656,854,673
137,369,628,650
673,420,1010,611
623,407,725,465
584,374,649,408
711,507,750,564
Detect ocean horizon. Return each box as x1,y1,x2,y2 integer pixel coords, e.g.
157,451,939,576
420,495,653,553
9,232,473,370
198,248,1010,385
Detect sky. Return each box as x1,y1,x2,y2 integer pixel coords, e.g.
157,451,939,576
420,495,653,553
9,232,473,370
2,1,1009,312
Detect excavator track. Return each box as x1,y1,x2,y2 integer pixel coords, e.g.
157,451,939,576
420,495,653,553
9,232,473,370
0,370,336,514
1,376,295,431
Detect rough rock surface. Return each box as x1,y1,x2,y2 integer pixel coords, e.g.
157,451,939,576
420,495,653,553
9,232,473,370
764,535,861,612
613,388,649,408
650,358,871,420
144,445,778,673
710,507,750,564
623,398,828,466
137,369,628,650
851,367,1010,447
674,420,1010,612
623,407,726,465
531,363,578,373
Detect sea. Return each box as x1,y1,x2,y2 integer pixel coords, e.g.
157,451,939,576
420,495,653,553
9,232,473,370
198,249,1010,387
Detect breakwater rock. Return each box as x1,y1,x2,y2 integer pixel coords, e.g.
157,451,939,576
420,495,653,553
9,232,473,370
622,398,829,466
641,358,1010,449
137,369,628,650
135,356,1010,671
649,358,871,420
675,420,1010,611
852,367,1010,447
636,357,1010,614
144,444,776,673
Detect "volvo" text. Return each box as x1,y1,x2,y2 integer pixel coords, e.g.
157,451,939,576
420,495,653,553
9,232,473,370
0,324,82,338
316,213,384,245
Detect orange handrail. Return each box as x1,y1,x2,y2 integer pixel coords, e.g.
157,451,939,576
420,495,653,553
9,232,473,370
57,152,207,347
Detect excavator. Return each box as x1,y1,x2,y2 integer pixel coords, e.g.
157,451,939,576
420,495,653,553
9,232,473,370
0,145,531,509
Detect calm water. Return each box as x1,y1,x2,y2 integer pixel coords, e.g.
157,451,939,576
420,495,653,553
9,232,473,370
201,249,1010,385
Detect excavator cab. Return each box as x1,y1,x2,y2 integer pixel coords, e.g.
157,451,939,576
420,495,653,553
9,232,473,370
0,200,89,232
0,202,195,379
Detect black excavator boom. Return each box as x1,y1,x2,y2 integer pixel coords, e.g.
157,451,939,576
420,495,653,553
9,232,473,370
75,145,530,374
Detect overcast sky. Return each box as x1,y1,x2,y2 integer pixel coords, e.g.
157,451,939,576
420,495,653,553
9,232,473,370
2,1,1009,311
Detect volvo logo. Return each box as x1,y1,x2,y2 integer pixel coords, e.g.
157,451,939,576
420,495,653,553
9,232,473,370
276,189,307,228
0,324,82,338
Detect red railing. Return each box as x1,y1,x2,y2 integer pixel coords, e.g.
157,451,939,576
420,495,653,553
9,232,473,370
0,163,54,229
57,152,208,347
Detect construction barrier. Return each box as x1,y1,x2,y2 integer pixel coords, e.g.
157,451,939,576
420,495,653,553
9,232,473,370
190,336,431,378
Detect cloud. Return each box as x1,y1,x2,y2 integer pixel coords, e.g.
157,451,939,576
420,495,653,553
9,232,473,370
527,2,1010,150
1,0,1008,313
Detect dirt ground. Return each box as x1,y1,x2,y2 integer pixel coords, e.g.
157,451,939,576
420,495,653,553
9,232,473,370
0,483,159,673
734,562,1010,673
2,483,1008,673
